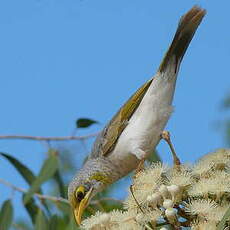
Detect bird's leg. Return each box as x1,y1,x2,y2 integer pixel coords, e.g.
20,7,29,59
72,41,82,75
161,131,181,169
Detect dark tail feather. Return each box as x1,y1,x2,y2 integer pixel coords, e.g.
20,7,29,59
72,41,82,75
158,6,206,73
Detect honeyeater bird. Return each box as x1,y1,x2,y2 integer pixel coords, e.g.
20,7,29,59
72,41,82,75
68,6,206,225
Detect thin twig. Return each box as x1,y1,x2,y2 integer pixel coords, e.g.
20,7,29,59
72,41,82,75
129,185,145,213
0,178,69,204
0,133,99,141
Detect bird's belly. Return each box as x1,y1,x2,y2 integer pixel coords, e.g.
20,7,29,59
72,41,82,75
113,116,160,161
111,89,173,163
108,112,166,177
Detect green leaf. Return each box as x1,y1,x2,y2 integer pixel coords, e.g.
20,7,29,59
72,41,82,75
0,153,51,213
24,154,58,204
49,215,58,230
23,194,39,224
76,118,98,128
53,170,66,198
56,202,71,224
217,205,230,230
0,200,13,230
35,209,48,230
56,202,71,215
66,216,81,230
47,149,66,197
0,152,37,187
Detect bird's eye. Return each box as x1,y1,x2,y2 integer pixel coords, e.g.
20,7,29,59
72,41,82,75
75,185,86,202
76,191,85,202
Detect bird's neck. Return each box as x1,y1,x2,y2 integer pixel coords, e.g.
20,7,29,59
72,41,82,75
81,157,122,190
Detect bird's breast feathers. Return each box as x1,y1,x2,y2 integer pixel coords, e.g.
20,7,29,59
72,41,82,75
110,74,175,161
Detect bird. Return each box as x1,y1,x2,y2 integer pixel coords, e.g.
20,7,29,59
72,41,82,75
68,6,206,225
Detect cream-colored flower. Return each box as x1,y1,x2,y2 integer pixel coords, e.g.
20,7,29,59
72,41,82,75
165,208,177,224
192,159,214,178
146,192,162,208
147,208,162,226
123,193,138,211
110,210,145,230
167,184,180,195
166,167,193,200
159,185,170,199
163,199,174,209
82,150,230,229
208,204,229,223
134,162,167,184
125,163,167,209
134,208,162,228
109,209,126,225
193,149,230,177
191,220,217,230
185,199,218,221
189,171,230,200
81,211,112,230
83,210,145,230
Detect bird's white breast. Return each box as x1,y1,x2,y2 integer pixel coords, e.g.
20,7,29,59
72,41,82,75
110,70,176,163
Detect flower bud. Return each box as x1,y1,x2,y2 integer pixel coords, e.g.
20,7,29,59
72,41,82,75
163,199,173,209
165,208,177,224
147,192,162,207
159,185,170,199
167,184,180,201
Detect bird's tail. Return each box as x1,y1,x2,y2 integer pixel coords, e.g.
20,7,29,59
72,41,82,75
158,6,206,74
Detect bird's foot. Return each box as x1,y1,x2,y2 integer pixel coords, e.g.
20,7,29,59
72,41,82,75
161,130,181,170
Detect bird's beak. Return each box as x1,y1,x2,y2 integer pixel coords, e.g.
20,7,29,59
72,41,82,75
73,187,94,225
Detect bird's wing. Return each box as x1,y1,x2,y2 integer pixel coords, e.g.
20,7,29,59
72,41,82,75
91,79,153,158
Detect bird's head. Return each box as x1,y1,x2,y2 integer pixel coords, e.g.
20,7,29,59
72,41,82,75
68,162,113,225
68,181,95,225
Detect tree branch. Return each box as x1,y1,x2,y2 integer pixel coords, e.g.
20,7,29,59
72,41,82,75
0,178,123,206
0,178,69,204
0,133,99,141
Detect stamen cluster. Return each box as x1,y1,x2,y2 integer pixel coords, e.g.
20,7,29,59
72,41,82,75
81,149,230,229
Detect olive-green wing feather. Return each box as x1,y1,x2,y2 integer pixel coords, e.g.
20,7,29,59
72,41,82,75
91,79,153,158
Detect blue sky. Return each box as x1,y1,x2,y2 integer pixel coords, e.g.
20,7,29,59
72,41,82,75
1,0,230,221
